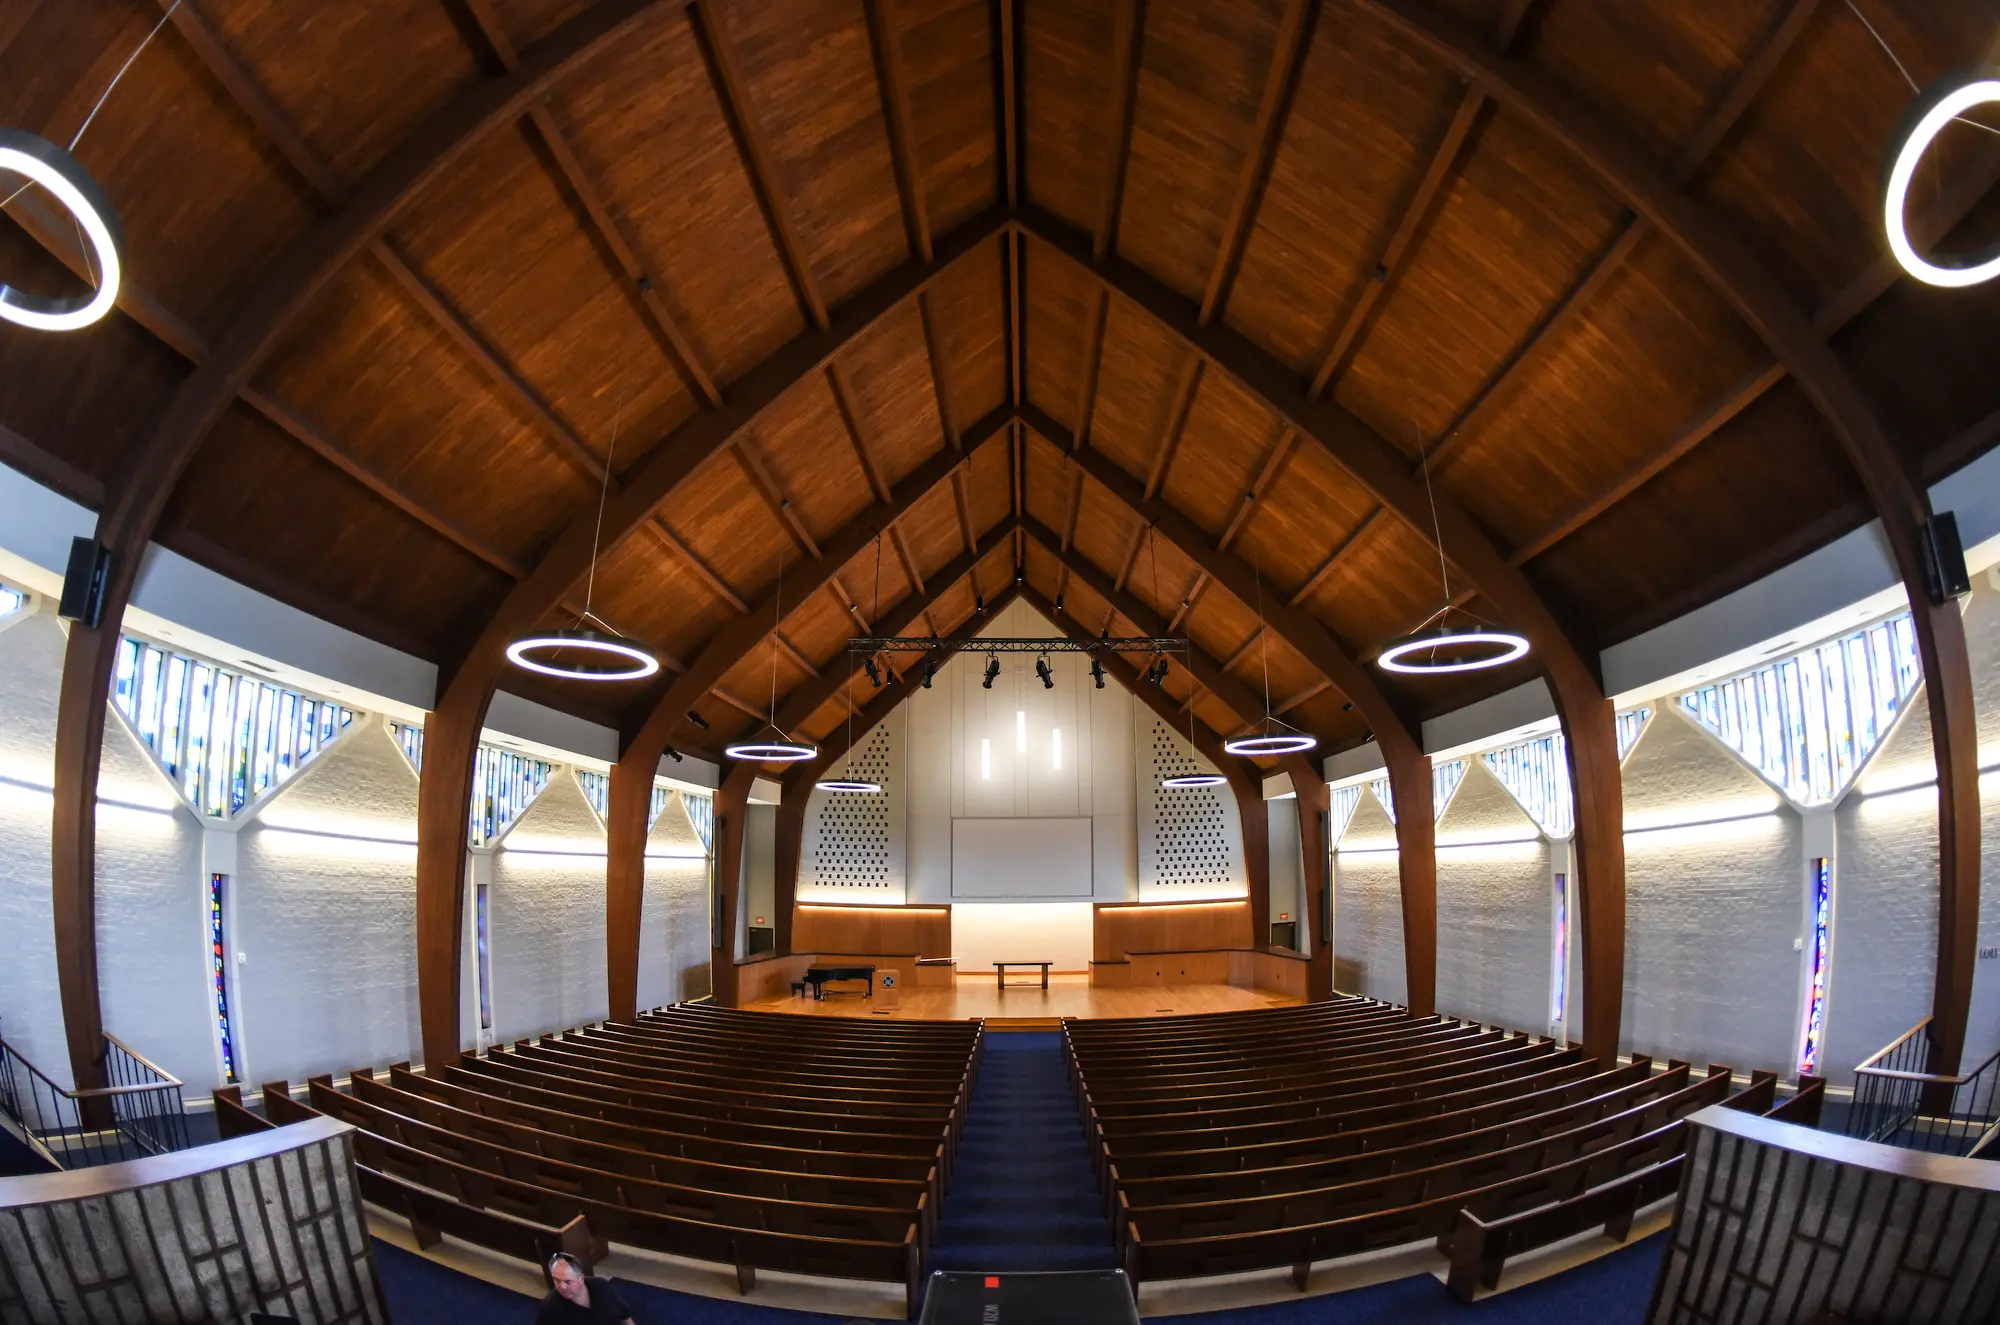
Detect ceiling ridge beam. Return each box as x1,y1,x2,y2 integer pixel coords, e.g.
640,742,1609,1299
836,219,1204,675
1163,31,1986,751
690,0,830,329
1306,0,1537,401
1200,0,1318,325
863,0,931,263
1423,0,1821,475
998,0,1021,208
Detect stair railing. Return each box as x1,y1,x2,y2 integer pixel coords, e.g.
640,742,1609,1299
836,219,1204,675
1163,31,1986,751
0,1030,191,1169
1847,1017,2000,1155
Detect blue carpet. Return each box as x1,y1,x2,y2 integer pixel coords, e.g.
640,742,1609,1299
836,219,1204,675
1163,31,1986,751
928,1031,1117,1274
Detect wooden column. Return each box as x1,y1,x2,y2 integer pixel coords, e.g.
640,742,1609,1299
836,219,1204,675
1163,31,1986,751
707,771,754,1006
1563,693,1626,1067
1288,765,1332,1001
413,686,486,1069
603,757,653,1024
1384,740,1438,1016
1919,598,1980,1074
1233,774,1272,948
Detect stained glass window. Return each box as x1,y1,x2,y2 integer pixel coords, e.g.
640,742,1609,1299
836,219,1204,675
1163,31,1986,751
1551,872,1569,1032
390,721,424,772
1484,733,1573,837
1615,708,1651,760
109,635,353,817
577,769,609,816
469,745,553,847
209,873,237,1084
685,792,714,852
1329,784,1363,844
1433,760,1466,819
0,583,25,622
1368,777,1396,824
1799,857,1832,1077
1679,612,1919,805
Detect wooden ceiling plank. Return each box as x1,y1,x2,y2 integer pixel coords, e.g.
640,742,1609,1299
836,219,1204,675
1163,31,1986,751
774,632,820,677
1061,465,1086,550
1074,289,1109,450
1144,356,1204,500
733,440,823,559
919,292,960,448
1289,509,1381,607
646,520,750,612
1095,0,1146,260
1221,625,1267,674
1199,0,1317,324
689,0,830,329
1426,0,1820,474
864,0,931,263
1218,425,1300,552
1114,524,1148,591
952,468,978,553
998,0,1020,207
828,364,893,503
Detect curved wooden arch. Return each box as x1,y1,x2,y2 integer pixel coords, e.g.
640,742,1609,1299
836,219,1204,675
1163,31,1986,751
1017,437,1440,1011
606,522,1020,1019
46,0,664,1094
1354,0,1981,1072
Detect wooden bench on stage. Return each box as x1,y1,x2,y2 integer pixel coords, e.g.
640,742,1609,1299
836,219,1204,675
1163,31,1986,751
995,961,1052,990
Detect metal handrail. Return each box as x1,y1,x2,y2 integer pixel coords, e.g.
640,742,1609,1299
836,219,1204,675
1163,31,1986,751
1847,1018,2000,1156
102,1032,182,1087
1852,1016,1930,1073
0,1030,192,1169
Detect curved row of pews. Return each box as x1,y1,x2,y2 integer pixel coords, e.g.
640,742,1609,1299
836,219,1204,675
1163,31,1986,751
1063,994,1825,1301
216,1004,981,1319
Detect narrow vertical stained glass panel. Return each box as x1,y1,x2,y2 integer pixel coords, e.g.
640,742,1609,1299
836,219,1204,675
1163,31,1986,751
390,722,425,772
1678,612,1920,805
1369,777,1396,824
1614,708,1651,760
1432,760,1466,820
685,793,714,852
209,873,237,1084
1329,784,1363,845
476,883,494,1034
1484,733,1573,837
577,769,610,817
1551,872,1569,1031
648,785,672,829
1799,857,1833,1077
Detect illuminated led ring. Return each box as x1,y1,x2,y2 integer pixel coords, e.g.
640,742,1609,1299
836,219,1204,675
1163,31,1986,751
725,741,819,762
815,779,884,794
505,628,660,681
1222,733,1318,757
1377,627,1529,675
0,130,124,331
1160,774,1227,788
1883,70,2000,288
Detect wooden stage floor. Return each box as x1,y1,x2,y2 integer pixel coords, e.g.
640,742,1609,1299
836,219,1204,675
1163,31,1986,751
740,973,1301,1021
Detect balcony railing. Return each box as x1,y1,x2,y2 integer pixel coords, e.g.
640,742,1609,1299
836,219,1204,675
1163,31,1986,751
0,1031,192,1169
1847,1017,2000,1157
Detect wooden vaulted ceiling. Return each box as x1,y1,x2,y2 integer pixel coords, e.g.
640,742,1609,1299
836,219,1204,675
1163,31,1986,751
2,0,1998,766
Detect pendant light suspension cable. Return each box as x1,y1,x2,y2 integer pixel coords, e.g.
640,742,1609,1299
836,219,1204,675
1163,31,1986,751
726,541,817,762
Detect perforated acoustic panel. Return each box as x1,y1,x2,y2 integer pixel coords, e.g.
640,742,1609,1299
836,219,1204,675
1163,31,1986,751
1141,718,1236,891
809,723,894,889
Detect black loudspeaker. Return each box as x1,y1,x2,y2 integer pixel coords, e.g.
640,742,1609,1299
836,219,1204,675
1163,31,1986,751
57,536,112,627
1920,512,1971,604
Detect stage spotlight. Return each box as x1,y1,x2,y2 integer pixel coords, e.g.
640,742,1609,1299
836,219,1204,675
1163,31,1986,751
1090,656,1106,689
864,657,882,687
1147,657,1170,686
663,747,684,763
1035,656,1054,690
686,710,709,730
975,594,985,613
983,655,1000,689
922,661,935,689
1055,593,1065,613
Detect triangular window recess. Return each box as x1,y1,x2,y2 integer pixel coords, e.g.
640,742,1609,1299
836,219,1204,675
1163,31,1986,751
573,771,672,830
685,792,714,851
469,744,552,847
1329,783,1363,844
1483,733,1573,838
1677,611,1920,805
1615,707,1651,761
110,634,354,818
0,582,25,623
1368,777,1396,824
1432,759,1466,820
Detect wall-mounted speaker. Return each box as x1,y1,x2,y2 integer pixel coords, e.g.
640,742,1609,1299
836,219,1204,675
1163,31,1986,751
1920,511,1971,604
57,536,112,627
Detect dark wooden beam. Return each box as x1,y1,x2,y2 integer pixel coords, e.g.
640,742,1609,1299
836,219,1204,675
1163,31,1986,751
1144,356,1203,500
1095,0,1146,260
646,521,750,612
734,440,822,560
952,469,978,554
1220,626,1267,675
1200,0,1317,324
997,0,1020,208
1290,509,1384,608
830,364,892,503
1114,523,1148,591
689,0,829,329
1075,289,1109,450
1218,425,1299,552
919,293,960,448
864,0,931,263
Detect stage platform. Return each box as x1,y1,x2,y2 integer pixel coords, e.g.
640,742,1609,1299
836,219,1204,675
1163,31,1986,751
740,972,1301,1021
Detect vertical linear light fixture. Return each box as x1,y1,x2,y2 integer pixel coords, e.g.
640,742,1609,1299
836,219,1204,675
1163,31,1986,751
1799,857,1833,1077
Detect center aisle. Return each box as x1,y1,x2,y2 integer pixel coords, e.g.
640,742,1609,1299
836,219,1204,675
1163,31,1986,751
928,1030,1117,1274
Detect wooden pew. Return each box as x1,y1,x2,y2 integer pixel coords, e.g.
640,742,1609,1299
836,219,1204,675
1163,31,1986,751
515,1037,966,1105
487,1048,960,1124
213,1086,599,1286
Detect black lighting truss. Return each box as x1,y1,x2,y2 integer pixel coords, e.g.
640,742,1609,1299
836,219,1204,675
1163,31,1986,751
847,635,1185,654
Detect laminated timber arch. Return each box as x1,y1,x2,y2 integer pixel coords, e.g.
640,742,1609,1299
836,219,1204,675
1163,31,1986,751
607,523,1020,1020
1355,0,1982,1073
1012,210,1623,1064
1020,520,1356,1000
47,0,665,1095
1021,408,1444,1012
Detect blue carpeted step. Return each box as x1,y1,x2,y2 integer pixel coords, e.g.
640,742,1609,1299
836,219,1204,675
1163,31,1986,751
928,1031,1117,1275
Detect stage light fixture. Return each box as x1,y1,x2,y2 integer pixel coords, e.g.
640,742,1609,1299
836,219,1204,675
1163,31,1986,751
505,629,660,682
864,657,882,687
1035,656,1054,690
0,130,123,332
1090,657,1106,689
663,747,683,763
1055,593,1065,613
922,662,935,689
983,656,1000,689
686,710,709,730
975,594,985,613
1377,627,1530,675
1161,774,1227,788
1883,71,2000,288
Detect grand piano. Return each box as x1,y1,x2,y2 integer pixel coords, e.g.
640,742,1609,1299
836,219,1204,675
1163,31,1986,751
802,963,876,1000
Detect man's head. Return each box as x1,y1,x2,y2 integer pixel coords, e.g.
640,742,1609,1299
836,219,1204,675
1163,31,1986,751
549,1254,588,1305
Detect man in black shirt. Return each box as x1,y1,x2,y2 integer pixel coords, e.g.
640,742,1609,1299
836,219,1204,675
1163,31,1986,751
536,1254,635,1325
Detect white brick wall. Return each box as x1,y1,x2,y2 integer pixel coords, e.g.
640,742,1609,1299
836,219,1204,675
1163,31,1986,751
1333,788,1405,1004
490,772,609,1040
1436,760,1550,1035
641,791,713,1006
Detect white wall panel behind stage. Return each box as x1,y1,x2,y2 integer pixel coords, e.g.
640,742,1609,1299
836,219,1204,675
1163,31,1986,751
950,817,1094,897
906,601,1136,903
1138,717,1245,900
950,902,1095,974
801,707,907,903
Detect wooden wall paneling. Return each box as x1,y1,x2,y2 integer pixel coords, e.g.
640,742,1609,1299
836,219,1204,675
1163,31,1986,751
1357,0,1982,1071
1094,900,1252,961
47,0,661,1093
793,905,954,958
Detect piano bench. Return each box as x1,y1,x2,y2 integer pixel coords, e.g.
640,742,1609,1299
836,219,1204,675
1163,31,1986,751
791,981,807,998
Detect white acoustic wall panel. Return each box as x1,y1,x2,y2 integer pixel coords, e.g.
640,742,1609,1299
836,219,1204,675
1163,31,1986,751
1136,717,1245,899
801,709,906,902
951,816,1094,897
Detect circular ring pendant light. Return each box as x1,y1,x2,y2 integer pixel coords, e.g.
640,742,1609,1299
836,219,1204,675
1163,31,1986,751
0,130,123,331
1883,71,2000,288
507,628,660,681
728,740,818,762
1161,773,1227,788
815,778,884,793
1222,731,1318,757
1377,627,1530,675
